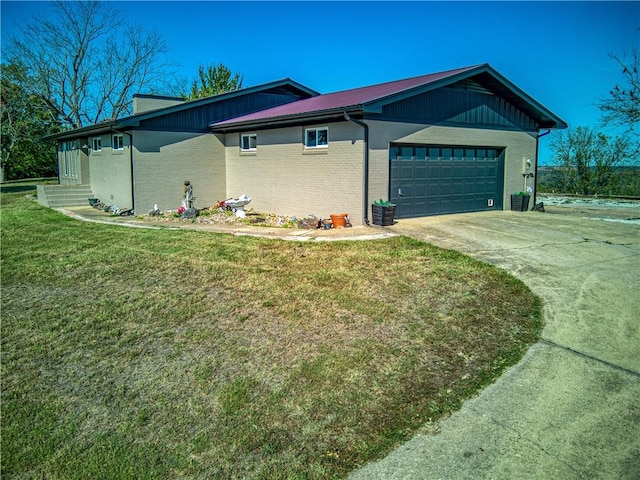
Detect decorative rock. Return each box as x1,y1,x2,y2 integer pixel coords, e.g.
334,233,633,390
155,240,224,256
181,207,198,219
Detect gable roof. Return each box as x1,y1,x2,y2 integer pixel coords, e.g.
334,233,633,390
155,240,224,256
209,64,567,131
46,78,319,141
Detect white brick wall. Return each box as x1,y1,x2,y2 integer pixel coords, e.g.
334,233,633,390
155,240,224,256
225,121,367,224
132,131,225,214
88,134,133,208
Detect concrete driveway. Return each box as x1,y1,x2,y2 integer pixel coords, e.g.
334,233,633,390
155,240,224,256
351,205,640,479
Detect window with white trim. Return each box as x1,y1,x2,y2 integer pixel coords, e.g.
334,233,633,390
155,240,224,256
112,134,124,151
241,133,257,151
92,137,102,152
305,127,328,148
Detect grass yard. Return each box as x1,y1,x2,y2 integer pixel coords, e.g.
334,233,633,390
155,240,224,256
1,186,543,479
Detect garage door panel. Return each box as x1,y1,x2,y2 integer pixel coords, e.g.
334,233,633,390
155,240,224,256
427,181,440,195
401,184,414,198
452,166,465,179
412,200,427,215
452,181,464,194
391,144,504,218
400,165,413,180
427,165,443,177
414,183,427,197
465,166,476,178
451,198,465,212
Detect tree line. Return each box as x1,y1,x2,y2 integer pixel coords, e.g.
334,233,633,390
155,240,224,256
1,1,243,181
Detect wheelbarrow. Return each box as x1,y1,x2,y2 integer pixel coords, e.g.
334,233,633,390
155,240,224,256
221,194,252,217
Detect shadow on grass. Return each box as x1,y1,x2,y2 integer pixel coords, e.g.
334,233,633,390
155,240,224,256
0,185,38,194
1,178,57,195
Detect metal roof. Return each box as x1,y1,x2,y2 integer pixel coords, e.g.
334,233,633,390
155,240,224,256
45,78,319,141
209,64,567,131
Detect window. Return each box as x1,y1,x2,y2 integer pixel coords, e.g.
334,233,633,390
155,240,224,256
61,141,78,178
241,133,257,151
92,137,102,152
112,134,124,151
305,127,328,148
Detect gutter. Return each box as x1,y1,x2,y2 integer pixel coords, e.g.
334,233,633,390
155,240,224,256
534,129,551,205
210,107,362,133
343,112,370,225
111,127,135,212
44,121,119,142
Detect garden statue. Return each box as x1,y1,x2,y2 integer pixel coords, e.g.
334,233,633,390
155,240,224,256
182,180,193,209
181,180,197,218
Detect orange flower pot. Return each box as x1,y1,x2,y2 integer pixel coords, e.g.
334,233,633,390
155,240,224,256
330,213,348,228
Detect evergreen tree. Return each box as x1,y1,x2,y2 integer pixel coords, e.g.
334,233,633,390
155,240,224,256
183,63,243,100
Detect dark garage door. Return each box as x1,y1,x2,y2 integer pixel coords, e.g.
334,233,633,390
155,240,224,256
389,145,504,218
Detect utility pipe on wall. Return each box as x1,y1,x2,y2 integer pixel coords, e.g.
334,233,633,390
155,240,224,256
343,112,370,225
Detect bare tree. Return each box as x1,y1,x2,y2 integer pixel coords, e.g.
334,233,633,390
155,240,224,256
597,45,640,132
549,126,636,195
7,1,172,129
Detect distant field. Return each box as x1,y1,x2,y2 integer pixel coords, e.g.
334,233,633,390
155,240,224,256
537,166,640,197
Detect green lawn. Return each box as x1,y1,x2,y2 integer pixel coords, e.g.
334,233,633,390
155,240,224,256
1,186,542,479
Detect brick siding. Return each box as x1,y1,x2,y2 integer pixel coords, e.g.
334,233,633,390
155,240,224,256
225,122,366,224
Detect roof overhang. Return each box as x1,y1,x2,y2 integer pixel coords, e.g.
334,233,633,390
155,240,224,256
44,78,320,141
209,106,363,133
43,121,128,141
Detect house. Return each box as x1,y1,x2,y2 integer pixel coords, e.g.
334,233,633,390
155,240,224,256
41,64,566,224
39,79,318,211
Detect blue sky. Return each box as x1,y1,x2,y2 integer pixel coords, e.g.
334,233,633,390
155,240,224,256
2,1,639,164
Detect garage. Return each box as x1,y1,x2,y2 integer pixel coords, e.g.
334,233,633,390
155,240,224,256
389,144,505,218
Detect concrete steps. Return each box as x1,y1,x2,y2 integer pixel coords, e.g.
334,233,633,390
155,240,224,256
37,184,95,208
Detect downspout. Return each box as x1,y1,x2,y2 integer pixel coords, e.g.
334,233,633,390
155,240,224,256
534,129,551,205
112,127,135,212
343,112,370,225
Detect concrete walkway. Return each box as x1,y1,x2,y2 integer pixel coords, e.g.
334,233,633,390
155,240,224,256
350,207,640,479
